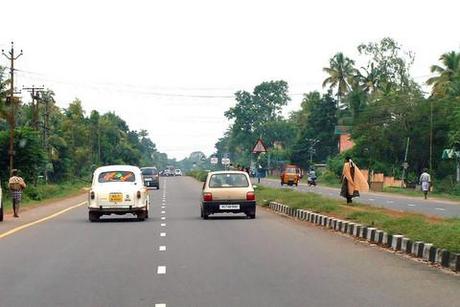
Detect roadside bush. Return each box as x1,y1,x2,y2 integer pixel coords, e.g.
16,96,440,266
187,170,208,182
318,170,339,186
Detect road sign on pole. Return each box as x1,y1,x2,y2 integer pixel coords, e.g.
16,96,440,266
210,157,218,165
222,158,231,165
252,138,267,154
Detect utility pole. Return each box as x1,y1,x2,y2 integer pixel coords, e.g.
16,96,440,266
2,42,23,174
429,98,433,173
22,85,45,130
401,137,410,187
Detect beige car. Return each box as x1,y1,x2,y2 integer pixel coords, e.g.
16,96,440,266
201,171,256,219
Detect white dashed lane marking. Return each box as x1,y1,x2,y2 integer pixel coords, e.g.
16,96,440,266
159,246,166,251
161,217,166,220
155,304,166,307
387,200,394,204
160,232,166,237
408,204,416,207
161,223,166,227
368,198,375,201
161,211,166,214
157,266,166,274
435,207,446,211
161,206,165,209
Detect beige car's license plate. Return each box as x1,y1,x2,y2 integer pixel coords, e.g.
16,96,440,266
219,204,240,210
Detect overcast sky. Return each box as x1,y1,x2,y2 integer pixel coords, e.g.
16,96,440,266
1,0,459,159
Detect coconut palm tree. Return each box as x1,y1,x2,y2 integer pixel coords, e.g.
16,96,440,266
426,51,460,97
322,52,356,107
355,63,380,94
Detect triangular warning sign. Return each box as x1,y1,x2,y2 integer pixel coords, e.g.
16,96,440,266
252,139,267,153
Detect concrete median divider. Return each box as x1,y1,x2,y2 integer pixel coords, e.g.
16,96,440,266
267,201,459,273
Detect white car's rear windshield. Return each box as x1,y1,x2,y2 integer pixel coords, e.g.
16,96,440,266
209,173,249,188
98,171,136,183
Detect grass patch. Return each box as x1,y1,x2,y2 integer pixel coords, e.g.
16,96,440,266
255,185,460,253
2,180,88,212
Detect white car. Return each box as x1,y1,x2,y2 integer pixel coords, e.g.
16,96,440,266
88,165,150,222
174,169,182,176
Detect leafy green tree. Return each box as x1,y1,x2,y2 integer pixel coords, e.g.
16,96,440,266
291,91,337,167
357,37,414,94
222,80,290,166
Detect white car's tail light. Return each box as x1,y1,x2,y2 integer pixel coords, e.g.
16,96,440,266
137,191,142,199
203,192,213,202
246,191,255,201
90,191,95,200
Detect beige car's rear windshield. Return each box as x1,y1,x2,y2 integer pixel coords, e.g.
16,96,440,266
98,171,136,183
209,174,249,188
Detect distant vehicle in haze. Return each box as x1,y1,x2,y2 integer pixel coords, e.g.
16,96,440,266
163,169,172,176
201,171,256,219
88,165,150,222
141,167,160,189
174,169,182,176
280,164,302,186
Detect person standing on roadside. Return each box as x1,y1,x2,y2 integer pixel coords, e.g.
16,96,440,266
8,169,26,218
340,156,369,204
419,168,431,200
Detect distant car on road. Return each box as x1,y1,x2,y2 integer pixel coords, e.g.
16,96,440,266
174,169,182,176
141,166,160,189
201,171,256,219
162,169,172,177
88,165,150,222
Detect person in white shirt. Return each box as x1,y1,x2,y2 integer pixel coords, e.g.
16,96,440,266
419,168,431,200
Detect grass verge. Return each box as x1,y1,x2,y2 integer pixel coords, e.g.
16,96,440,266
255,185,460,253
2,181,88,212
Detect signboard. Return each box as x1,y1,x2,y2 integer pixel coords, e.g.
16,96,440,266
221,158,231,165
210,157,218,165
252,138,267,154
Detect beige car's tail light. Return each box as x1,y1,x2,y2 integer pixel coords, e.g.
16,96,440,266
246,191,255,201
203,192,213,201
137,191,141,199
90,191,95,200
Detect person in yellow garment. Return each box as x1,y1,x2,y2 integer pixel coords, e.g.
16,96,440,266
340,156,369,204
8,169,27,217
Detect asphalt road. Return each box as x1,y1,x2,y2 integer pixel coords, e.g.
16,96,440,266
259,178,460,218
0,176,459,307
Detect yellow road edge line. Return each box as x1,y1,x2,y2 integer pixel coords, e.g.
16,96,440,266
0,201,87,240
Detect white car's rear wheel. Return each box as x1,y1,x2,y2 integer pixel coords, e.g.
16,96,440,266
89,212,99,222
0,201,3,222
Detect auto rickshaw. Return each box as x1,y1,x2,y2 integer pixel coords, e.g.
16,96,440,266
280,164,302,186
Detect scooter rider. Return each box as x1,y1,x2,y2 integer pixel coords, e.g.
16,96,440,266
308,168,317,186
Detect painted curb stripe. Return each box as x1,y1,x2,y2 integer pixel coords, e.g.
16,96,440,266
0,201,87,240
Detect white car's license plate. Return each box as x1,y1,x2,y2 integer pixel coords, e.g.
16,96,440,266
144,178,152,181
219,204,240,210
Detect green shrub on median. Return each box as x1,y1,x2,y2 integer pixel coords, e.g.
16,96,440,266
187,170,209,182
255,186,460,253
